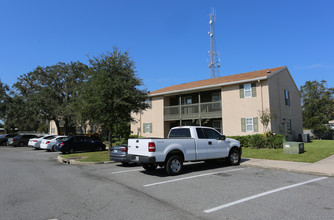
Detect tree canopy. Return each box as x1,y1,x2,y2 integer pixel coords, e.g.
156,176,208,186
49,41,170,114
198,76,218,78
78,48,148,148
13,62,88,134
300,80,334,137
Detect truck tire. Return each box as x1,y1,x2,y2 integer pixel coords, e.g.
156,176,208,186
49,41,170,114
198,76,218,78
228,148,241,166
143,164,157,171
165,155,183,175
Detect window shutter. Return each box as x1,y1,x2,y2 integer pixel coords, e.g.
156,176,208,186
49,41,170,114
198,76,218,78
143,123,146,133
149,123,152,133
251,83,257,97
241,118,246,132
239,85,244,98
253,117,258,132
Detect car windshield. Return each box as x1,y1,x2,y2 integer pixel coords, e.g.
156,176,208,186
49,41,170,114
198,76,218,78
0,134,4,138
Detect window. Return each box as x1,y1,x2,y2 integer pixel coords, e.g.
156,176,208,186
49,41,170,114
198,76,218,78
212,93,221,108
241,117,259,132
182,96,192,105
246,118,253,131
169,128,191,138
244,84,252,98
239,83,256,98
284,89,290,106
196,128,222,139
143,123,152,133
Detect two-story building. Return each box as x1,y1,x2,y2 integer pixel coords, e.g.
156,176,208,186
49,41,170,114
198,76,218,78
131,66,303,141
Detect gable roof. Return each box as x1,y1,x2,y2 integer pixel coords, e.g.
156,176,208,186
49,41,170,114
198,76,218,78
149,66,286,96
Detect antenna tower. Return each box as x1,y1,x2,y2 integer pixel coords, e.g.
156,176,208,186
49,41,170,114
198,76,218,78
208,8,221,78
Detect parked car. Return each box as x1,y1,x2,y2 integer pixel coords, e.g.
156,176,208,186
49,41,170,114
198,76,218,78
28,135,56,149
55,135,106,154
110,144,131,165
8,134,39,147
40,136,67,152
0,134,18,146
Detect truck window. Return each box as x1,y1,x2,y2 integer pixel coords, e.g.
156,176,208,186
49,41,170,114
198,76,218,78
196,128,205,139
169,128,191,138
197,128,222,139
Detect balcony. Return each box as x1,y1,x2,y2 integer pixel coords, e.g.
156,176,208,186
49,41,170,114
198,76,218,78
164,101,222,121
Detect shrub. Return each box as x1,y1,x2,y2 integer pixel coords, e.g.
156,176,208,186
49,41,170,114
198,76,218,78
227,134,284,149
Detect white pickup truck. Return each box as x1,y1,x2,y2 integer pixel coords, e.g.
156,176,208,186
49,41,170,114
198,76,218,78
127,126,241,175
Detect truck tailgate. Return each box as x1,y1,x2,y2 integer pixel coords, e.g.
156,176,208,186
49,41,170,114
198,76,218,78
127,138,153,156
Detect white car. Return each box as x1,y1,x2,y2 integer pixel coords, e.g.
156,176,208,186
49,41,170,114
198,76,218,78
40,136,67,152
28,135,56,149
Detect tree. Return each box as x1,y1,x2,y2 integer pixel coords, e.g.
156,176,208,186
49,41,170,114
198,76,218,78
300,80,334,138
79,48,148,152
0,79,9,120
13,62,88,135
258,108,276,136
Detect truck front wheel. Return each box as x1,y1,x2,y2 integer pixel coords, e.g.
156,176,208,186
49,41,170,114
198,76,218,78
228,148,241,166
165,155,183,175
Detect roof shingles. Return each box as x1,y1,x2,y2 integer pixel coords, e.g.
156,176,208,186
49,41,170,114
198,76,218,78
150,66,286,96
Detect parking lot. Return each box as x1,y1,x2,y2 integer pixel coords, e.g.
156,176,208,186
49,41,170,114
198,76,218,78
1,147,333,220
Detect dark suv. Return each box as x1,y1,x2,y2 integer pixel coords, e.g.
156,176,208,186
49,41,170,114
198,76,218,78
9,134,38,147
0,134,18,146
55,135,106,154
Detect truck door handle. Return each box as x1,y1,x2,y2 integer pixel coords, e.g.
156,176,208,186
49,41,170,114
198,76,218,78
208,141,212,145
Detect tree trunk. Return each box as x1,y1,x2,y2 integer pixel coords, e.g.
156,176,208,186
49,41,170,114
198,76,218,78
108,126,113,155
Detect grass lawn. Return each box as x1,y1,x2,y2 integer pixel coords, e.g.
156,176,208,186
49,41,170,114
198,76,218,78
61,151,110,163
242,140,334,163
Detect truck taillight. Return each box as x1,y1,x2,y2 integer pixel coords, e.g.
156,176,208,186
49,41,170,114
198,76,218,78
148,142,156,152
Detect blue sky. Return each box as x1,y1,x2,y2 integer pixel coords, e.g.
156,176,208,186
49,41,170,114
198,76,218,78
0,0,333,92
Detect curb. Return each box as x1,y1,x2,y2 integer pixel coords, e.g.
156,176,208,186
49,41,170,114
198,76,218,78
57,155,115,165
240,160,334,177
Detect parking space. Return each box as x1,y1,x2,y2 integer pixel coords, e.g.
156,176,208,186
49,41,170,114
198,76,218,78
104,161,334,219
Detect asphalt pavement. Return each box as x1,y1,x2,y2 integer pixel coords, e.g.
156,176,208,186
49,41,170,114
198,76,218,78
58,152,334,177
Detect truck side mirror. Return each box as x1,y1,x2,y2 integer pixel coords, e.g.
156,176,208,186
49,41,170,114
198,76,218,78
219,135,226,140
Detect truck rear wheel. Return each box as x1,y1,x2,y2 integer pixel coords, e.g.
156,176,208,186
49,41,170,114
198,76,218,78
165,155,183,175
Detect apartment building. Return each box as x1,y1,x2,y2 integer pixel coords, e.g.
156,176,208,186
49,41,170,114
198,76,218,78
131,66,303,141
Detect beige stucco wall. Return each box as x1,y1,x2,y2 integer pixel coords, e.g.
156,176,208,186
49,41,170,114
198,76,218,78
130,96,164,138
221,80,270,136
267,69,303,140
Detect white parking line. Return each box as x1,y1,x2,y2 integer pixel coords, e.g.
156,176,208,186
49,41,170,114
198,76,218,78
144,168,247,187
204,176,328,213
111,168,143,174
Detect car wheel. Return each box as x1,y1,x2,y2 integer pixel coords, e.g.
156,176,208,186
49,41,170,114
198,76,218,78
51,145,55,152
18,142,25,147
165,155,183,175
228,148,241,166
142,164,158,171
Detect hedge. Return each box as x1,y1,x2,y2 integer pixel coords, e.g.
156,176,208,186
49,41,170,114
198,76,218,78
228,134,285,149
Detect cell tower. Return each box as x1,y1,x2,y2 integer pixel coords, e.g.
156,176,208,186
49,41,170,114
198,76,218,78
208,8,221,78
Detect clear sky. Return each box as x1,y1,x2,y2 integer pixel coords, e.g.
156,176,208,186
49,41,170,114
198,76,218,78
0,0,333,92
